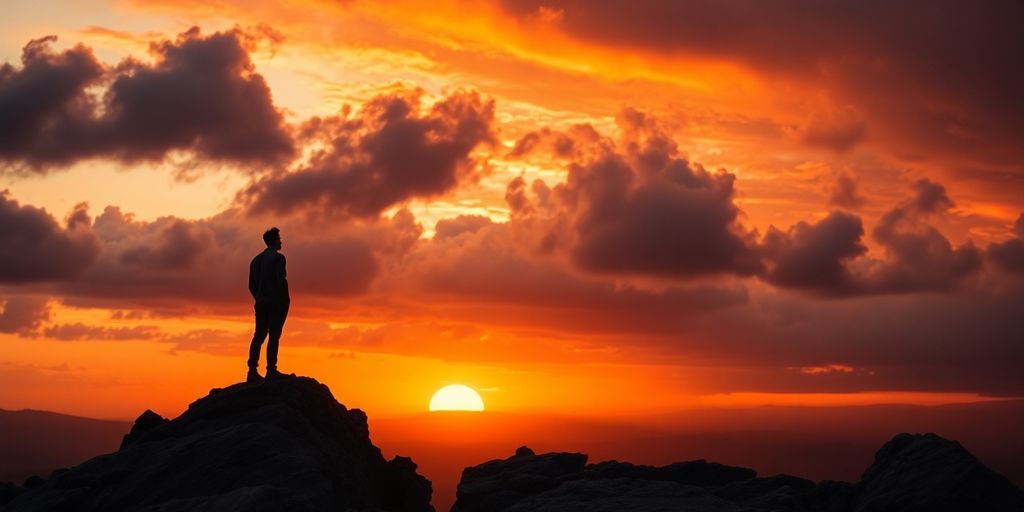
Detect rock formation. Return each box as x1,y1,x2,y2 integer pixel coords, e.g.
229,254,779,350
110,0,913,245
453,432,1024,512
2,375,433,512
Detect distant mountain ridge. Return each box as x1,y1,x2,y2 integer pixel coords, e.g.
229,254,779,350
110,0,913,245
0,409,129,485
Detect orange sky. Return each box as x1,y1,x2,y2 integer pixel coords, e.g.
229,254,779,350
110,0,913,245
1,0,1023,423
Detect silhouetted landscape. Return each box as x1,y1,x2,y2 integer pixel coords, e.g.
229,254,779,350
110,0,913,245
2,377,1021,511
3,2,1024,511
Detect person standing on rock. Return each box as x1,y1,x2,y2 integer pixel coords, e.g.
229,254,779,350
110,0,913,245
247,227,290,382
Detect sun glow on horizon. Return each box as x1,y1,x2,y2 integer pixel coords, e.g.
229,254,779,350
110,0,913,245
429,384,485,412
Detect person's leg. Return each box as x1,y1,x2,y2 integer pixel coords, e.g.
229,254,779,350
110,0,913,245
266,301,289,371
248,302,270,371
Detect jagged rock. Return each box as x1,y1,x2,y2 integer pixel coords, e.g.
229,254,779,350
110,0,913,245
119,409,168,449
451,452,587,511
452,432,1024,512
854,433,1024,512
0,481,23,506
3,375,433,512
20,476,43,489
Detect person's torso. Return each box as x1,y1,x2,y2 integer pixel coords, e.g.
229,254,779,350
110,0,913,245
251,250,289,302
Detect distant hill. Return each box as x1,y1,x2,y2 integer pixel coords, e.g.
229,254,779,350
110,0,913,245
0,409,130,484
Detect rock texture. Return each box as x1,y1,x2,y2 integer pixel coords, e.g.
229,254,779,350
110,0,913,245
453,433,1024,512
854,433,1024,512
2,375,433,512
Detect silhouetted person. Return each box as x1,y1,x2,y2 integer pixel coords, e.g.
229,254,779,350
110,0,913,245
248,227,290,382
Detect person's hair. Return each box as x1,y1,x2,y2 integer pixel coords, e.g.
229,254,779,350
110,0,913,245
263,227,281,246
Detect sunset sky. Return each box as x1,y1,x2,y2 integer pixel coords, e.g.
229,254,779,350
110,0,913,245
1,0,1023,425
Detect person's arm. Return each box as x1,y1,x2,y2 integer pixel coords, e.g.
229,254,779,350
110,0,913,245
248,256,259,299
276,254,289,299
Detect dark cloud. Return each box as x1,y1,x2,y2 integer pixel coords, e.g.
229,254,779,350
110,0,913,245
45,202,420,313
760,180,981,296
500,1,1024,175
102,27,293,165
42,322,161,341
0,28,293,171
240,88,495,219
389,219,748,336
868,180,982,293
0,36,104,167
159,328,242,355
801,117,866,153
510,109,762,278
906,179,954,214
507,126,581,159
387,213,1024,394
761,212,866,296
0,191,98,283
828,173,866,209
693,284,1024,395
0,296,51,335
434,215,493,239
120,220,215,270
987,214,1024,274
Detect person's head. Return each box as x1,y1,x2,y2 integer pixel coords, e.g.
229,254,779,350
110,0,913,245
263,227,282,250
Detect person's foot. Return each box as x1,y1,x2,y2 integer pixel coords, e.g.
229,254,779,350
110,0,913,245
265,367,284,380
246,369,263,382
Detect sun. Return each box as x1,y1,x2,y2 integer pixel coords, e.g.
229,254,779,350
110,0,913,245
429,384,485,412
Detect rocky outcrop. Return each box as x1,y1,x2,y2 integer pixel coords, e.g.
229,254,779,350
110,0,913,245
453,433,1024,512
854,433,1024,512
3,375,433,512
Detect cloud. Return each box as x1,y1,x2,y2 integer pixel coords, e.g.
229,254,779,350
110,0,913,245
0,191,98,283
800,116,866,153
434,215,493,239
761,212,866,296
119,220,216,270
497,0,1024,173
0,36,104,168
42,322,161,341
0,28,293,171
508,108,762,278
688,282,1024,394
761,180,981,296
239,88,495,219
506,127,579,159
867,180,982,293
987,214,1024,274
0,296,51,335
102,27,293,165
386,216,748,338
828,173,866,209
158,328,244,355
45,201,420,313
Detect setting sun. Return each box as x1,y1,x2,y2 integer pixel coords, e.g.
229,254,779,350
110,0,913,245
429,385,485,412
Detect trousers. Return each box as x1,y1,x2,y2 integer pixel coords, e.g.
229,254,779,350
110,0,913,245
248,299,289,370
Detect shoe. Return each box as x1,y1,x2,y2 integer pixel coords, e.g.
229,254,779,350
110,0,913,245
265,368,284,380
246,369,263,382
